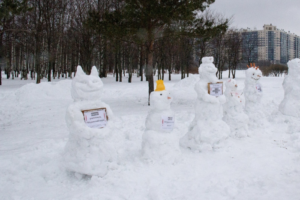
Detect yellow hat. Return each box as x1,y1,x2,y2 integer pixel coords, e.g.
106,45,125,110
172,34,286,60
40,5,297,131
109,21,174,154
155,80,165,91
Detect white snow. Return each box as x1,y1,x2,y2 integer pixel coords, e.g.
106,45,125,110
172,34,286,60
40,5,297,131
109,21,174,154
1,69,300,200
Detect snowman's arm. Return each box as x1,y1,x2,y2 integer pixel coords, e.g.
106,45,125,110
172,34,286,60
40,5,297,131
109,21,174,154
195,84,218,103
66,107,109,139
101,102,114,120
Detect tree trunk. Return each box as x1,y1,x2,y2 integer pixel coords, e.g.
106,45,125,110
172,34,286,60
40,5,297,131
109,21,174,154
118,43,122,82
128,72,132,83
140,45,143,81
0,67,2,85
147,40,154,105
100,38,107,77
118,44,122,82
47,39,52,82
115,46,118,81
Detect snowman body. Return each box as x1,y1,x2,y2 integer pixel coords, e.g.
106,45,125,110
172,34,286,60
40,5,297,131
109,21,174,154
180,57,230,151
223,79,249,137
142,90,181,163
279,58,300,117
63,66,119,177
243,67,265,128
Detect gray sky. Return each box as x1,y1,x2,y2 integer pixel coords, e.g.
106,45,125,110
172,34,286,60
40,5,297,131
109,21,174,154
209,0,300,35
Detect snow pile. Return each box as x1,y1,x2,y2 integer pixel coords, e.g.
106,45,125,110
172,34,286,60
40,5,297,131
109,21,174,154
180,57,230,151
243,65,265,128
279,58,300,117
223,79,249,137
142,80,181,163
63,66,121,177
17,80,72,102
173,75,199,88
0,80,72,126
170,77,197,106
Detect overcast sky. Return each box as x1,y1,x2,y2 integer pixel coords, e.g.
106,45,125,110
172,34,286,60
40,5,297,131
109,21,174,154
209,0,300,35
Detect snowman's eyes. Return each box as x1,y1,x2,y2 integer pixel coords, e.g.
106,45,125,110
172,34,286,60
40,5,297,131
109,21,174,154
253,73,255,75
160,94,162,96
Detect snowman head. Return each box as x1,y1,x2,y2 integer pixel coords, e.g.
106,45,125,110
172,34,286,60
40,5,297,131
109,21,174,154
245,63,262,83
199,57,218,83
226,79,238,92
71,66,103,101
150,80,172,110
287,58,300,76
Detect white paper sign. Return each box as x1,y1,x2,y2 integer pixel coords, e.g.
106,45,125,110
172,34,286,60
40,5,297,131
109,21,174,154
209,83,223,97
256,84,262,92
161,115,175,130
83,109,107,128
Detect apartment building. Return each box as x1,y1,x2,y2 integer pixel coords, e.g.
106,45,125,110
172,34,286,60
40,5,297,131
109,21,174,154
240,24,300,64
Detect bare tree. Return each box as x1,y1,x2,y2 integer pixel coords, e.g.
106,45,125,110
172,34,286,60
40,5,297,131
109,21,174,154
226,30,242,78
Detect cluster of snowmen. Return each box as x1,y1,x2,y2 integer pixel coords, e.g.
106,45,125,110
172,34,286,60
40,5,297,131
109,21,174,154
63,56,300,178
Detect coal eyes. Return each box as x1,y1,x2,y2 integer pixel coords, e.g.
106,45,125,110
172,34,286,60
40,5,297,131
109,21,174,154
160,94,162,96
253,73,255,75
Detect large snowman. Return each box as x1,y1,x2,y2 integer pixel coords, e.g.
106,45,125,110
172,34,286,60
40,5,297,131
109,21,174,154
63,66,119,178
243,64,265,128
142,80,181,163
279,58,300,117
223,79,249,137
180,57,230,151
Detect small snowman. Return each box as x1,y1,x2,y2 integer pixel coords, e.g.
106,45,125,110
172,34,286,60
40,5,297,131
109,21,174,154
223,79,249,137
63,66,120,178
243,63,265,128
142,80,181,163
180,57,230,151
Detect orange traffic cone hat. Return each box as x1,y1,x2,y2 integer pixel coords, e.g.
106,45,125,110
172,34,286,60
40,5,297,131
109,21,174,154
155,80,165,91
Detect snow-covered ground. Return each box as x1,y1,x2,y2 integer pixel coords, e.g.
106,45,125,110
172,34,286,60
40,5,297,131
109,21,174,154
1,71,300,200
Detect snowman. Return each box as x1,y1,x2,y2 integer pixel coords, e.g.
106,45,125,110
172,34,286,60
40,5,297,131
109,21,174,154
63,66,119,178
243,63,265,128
223,79,249,137
142,80,181,163
278,59,300,140
180,57,230,151
279,58,300,117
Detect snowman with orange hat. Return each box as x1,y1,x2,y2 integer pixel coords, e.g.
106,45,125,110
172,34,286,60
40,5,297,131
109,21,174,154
142,80,181,163
244,63,266,128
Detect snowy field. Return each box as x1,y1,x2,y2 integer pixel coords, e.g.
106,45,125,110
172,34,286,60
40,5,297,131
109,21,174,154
1,71,300,200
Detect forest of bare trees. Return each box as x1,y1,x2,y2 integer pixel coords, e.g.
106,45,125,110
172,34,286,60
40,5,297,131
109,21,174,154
1,0,259,90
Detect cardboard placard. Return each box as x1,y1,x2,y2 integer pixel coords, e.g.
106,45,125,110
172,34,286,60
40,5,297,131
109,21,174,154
161,115,175,130
208,82,223,97
81,108,108,129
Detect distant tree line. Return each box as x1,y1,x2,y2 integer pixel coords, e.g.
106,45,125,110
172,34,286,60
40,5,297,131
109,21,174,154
0,0,289,90
0,0,230,91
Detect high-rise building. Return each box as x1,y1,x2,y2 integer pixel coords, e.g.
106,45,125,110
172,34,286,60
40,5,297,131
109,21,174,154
240,24,300,64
